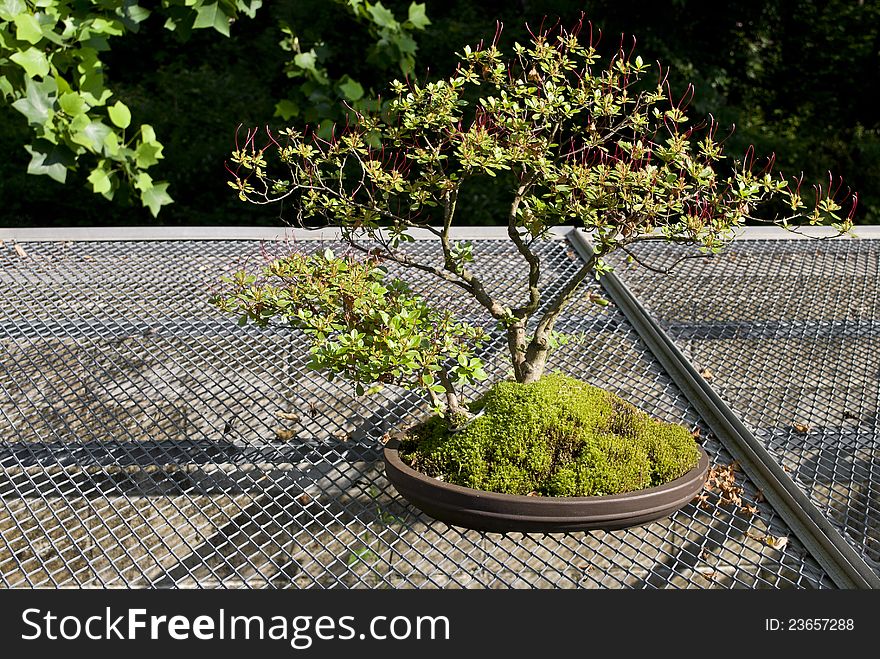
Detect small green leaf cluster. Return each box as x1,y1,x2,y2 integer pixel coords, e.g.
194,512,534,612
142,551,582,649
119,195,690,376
274,1,430,135
1,0,260,215
399,373,701,497
210,248,487,402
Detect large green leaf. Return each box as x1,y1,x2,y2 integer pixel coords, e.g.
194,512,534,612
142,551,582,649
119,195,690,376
71,120,113,153
135,140,162,168
10,47,50,78
10,78,55,126
193,3,230,37
24,140,74,183
13,12,43,45
0,0,26,22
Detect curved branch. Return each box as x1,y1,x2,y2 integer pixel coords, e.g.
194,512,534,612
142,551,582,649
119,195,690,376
508,172,542,319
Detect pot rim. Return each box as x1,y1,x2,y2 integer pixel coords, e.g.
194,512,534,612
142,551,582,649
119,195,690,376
383,435,710,505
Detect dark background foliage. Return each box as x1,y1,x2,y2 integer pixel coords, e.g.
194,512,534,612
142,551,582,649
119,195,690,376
2,0,878,227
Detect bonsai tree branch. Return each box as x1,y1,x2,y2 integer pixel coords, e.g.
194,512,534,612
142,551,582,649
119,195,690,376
345,235,474,294
520,254,596,384
508,172,542,319
504,172,542,381
619,245,715,275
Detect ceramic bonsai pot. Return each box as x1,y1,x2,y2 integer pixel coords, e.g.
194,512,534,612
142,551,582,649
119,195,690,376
383,437,709,533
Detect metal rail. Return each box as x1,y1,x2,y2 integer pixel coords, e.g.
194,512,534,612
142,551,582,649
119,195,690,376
567,229,880,589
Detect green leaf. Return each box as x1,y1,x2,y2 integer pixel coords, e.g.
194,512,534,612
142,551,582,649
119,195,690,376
193,3,230,37
140,123,158,144
24,140,73,183
394,32,417,56
274,99,299,120
119,3,151,25
338,77,364,101
69,113,90,133
239,1,262,19
79,64,112,106
89,18,125,37
135,140,162,168
0,0,26,22
11,78,55,126
368,2,398,29
406,2,430,30
14,12,44,45
140,181,173,217
293,50,318,73
87,165,112,194
10,47,50,78
108,100,131,129
71,120,113,152
59,92,87,116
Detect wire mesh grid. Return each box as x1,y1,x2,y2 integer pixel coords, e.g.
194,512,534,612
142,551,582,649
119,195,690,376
612,237,880,577
0,235,833,588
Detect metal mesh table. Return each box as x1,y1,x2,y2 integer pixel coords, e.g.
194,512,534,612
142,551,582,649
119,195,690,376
0,227,859,588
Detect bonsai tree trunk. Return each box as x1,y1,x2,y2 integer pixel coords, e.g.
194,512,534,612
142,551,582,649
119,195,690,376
508,256,595,385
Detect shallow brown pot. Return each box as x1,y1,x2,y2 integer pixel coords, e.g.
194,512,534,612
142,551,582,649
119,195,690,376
383,438,709,533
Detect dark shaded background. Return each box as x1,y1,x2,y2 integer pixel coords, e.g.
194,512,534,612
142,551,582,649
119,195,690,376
2,0,877,227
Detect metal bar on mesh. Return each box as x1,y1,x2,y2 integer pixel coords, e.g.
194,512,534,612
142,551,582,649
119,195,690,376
568,230,879,589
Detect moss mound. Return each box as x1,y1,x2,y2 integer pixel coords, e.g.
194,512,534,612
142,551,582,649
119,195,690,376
399,373,701,497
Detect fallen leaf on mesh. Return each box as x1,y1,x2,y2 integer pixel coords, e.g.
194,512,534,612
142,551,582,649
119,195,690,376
13,243,27,258
275,411,301,422
380,432,391,445
704,463,744,507
765,535,789,550
333,430,349,442
699,368,714,381
691,427,701,440
755,489,765,503
297,493,312,505
702,462,761,515
792,422,811,434
274,428,297,441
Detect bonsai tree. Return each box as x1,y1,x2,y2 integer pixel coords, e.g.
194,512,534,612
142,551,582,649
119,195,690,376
211,18,855,499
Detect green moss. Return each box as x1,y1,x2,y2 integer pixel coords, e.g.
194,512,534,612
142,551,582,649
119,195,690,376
399,373,701,497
